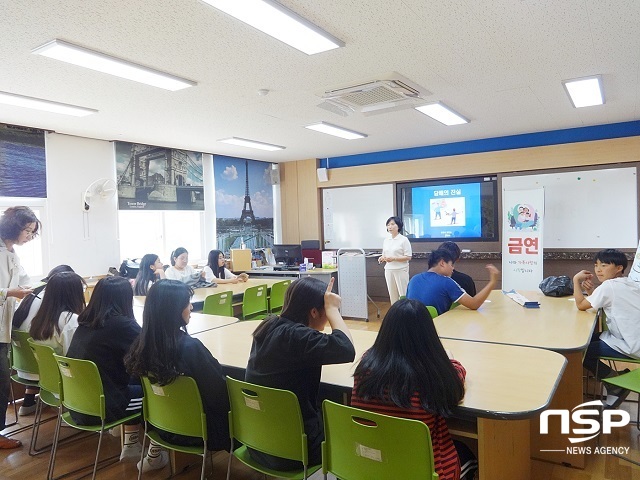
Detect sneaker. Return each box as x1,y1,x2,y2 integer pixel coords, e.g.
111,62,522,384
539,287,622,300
120,442,142,462
606,388,631,409
18,404,37,416
137,451,169,473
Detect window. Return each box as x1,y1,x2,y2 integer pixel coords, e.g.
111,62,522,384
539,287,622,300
118,210,205,265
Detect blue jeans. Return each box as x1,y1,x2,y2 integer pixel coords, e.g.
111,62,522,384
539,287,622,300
583,332,632,379
0,343,11,431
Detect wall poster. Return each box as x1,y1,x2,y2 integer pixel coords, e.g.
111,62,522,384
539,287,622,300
0,124,46,198
213,155,274,252
116,142,204,210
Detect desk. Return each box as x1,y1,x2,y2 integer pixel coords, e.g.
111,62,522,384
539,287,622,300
133,278,283,307
194,321,567,480
435,290,597,467
247,267,338,288
132,307,237,334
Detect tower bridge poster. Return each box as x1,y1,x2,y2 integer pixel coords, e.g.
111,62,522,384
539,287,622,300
213,155,274,252
116,141,204,210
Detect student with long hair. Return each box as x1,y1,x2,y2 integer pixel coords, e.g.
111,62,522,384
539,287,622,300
165,247,204,284
203,249,248,284
66,277,151,468
133,254,165,296
13,264,75,415
0,206,40,449
125,280,231,459
351,299,474,480
28,271,85,354
245,276,355,471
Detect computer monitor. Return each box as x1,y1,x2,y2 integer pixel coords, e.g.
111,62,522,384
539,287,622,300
271,244,303,267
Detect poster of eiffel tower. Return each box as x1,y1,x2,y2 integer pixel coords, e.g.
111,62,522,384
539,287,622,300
214,156,274,251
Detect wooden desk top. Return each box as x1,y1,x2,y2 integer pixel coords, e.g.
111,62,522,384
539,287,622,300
194,321,566,420
132,307,238,334
133,278,283,306
434,289,597,352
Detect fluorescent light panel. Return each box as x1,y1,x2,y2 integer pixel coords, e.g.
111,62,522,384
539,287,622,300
563,76,604,108
305,122,367,140
218,137,285,151
32,39,196,91
415,102,469,126
201,0,344,55
0,91,97,117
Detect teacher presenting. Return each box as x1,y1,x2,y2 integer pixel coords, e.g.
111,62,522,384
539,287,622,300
378,216,412,305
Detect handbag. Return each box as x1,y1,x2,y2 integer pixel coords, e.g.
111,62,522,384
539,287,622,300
539,275,573,297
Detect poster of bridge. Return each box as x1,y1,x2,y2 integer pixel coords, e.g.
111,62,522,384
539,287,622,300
116,142,204,210
214,155,274,252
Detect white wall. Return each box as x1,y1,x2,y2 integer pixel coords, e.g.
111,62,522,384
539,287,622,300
45,133,120,276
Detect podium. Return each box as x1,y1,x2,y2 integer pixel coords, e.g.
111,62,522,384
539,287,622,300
230,249,252,271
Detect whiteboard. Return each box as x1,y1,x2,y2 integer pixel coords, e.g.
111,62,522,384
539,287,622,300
503,167,638,248
323,184,394,249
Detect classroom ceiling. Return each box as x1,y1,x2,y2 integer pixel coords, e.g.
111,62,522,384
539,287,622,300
1,1,639,163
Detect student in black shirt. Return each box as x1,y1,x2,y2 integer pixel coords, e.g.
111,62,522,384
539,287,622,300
245,276,355,471
439,241,477,296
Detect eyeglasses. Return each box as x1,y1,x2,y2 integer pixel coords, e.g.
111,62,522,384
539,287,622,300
22,228,39,238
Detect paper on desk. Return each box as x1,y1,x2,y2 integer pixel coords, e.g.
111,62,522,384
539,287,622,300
502,289,540,308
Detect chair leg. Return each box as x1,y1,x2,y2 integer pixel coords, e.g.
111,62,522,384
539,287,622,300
200,453,206,480
47,407,64,480
28,396,44,455
226,450,233,480
91,426,106,480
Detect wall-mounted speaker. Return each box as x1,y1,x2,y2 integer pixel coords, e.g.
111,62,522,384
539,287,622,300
317,167,329,182
269,164,280,185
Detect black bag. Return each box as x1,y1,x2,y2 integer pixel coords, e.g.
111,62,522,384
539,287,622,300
539,275,573,297
119,259,140,279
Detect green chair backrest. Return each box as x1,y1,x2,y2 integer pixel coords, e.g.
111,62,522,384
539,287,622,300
140,375,207,440
426,305,439,319
53,355,106,420
226,376,307,463
203,291,233,317
11,330,39,376
242,284,269,321
269,280,291,314
28,339,61,397
322,400,439,480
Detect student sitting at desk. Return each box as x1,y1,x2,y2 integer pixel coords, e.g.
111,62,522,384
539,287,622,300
407,249,500,316
352,299,475,480
133,254,166,296
126,280,231,458
245,277,355,471
438,241,477,296
573,248,640,408
165,247,204,285
203,249,248,284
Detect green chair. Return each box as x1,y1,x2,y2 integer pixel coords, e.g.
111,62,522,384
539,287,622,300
241,284,269,321
27,339,65,457
269,279,291,314
51,355,141,480
602,368,640,466
426,305,439,319
8,330,41,435
321,400,439,480
203,291,234,317
225,376,321,480
139,375,210,480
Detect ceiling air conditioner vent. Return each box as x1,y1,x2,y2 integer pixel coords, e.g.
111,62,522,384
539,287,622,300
317,73,431,116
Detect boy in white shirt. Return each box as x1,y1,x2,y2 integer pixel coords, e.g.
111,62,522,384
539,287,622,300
573,249,640,408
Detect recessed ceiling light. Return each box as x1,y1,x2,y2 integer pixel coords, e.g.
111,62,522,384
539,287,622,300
415,102,469,126
562,76,604,108
305,122,367,140
201,0,344,55
32,39,196,91
0,91,97,117
218,137,285,151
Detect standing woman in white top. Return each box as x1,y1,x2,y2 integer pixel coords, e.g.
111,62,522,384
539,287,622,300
165,247,204,284
203,249,249,284
378,216,412,304
0,206,40,449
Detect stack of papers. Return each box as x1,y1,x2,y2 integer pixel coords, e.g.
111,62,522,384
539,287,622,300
503,289,540,308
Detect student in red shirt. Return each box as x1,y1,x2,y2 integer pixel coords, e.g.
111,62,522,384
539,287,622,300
352,298,476,480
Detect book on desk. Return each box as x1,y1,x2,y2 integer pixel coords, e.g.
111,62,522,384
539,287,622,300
502,289,540,308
